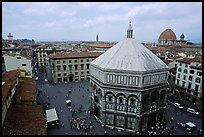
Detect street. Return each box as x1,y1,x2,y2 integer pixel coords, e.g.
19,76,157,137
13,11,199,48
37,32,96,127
33,57,202,135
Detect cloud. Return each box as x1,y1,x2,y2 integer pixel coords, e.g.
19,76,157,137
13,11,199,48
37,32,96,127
60,11,76,17
2,2,202,42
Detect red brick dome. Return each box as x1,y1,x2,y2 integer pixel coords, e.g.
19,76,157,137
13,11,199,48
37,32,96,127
159,29,177,40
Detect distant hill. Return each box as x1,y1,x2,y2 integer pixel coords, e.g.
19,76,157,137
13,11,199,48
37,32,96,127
2,39,33,43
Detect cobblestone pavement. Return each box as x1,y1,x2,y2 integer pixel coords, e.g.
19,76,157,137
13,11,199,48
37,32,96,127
35,69,202,135
36,79,131,135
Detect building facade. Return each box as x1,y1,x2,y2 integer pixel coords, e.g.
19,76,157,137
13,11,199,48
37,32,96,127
2,70,20,126
158,29,188,46
175,58,202,105
3,53,33,77
35,44,64,73
46,51,102,83
90,22,169,134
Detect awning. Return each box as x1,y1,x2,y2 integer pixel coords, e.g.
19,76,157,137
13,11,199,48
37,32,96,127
45,108,59,123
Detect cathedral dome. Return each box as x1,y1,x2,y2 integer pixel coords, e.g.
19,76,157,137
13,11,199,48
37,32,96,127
158,29,177,40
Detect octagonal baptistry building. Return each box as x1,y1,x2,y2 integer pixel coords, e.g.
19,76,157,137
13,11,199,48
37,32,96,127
90,22,169,134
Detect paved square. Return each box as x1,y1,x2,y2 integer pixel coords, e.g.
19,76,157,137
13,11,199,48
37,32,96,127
36,80,131,135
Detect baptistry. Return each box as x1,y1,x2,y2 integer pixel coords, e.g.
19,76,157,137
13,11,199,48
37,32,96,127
90,21,169,133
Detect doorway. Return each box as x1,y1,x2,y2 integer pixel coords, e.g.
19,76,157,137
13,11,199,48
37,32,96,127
68,74,74,82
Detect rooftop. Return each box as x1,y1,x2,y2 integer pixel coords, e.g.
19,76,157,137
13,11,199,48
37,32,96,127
14,78,37,102
47,51,103,59
3,53,32,60
159,29,177,40
189,65,202,70
169,67,177,74
178,57,202,64
2,70,20,104
92,38,168,72
3,103,46,135
88,43,113,48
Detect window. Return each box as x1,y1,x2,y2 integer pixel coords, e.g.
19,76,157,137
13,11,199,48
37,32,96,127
75,65,78,70
43,55,46,57
179,63,182,66
57,61,60,64
81,72,84,75
75,60,77,63
92,59,94,61
58,73,61,77
86,59,89,62
69,60,72,63
81,64,84,70
119,97,123,104
75,72,78,75
178,68,182,72
63,60,66,64
185,64,188,68
40,59,42,62
64,73,67,76
188,83,192,89
195,85,199,92
195,78,200,83
189,76,193,81
183,69,187,74
130,98,135,106
182,81,185,87
63,65,66,71
22,64,26,66
17,56,21,59
69,65,72,70
108,96,112,102
178,74,180,78
177,80,180,85
197,71,202,76
183,75,186,80
87,71,89,74
86,64,89,69
190,70,194,74
81,59,83,62
57,66,61,71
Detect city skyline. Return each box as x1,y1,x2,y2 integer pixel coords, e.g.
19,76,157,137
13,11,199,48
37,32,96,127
2,2,202,43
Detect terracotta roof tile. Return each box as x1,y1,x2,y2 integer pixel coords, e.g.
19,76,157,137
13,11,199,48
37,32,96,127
89,43,113,48
162,59,172,64
47,51,103,59
3,104,47,135
14,78,36,102
189,65,202,70
36,45,52,49
178,57,202,64
2,70,20,104
169,67,177,73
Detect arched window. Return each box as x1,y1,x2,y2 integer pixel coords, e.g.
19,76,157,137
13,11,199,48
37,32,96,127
119,97,123,104
183,69,187,74
178,68,182,72
130,98,135,106
108,96,113,102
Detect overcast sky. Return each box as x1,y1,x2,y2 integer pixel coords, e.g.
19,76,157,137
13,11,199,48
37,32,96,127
2,2,202,43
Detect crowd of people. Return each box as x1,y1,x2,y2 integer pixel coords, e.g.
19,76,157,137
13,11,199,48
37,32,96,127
146,122,172,135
